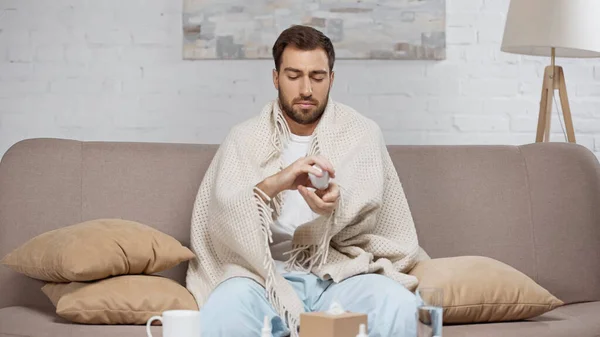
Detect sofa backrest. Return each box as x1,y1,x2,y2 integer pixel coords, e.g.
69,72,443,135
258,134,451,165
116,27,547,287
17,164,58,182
388,144,600,306
1,138,599,310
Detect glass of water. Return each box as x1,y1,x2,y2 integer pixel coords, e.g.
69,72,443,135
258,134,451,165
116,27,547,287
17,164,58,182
416,288,444,337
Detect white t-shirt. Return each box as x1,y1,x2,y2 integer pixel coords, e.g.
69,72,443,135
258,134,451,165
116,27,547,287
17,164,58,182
269,133,320,274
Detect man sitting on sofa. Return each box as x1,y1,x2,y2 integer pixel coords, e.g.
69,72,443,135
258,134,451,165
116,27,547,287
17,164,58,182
186,25,421,337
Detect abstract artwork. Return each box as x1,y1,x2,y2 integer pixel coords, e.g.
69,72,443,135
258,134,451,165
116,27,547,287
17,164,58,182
182,0,446,60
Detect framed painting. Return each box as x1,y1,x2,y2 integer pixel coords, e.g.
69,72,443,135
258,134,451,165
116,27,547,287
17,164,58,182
182,0,446,60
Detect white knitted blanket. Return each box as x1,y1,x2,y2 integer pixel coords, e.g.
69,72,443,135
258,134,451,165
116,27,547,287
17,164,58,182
185,99,420,336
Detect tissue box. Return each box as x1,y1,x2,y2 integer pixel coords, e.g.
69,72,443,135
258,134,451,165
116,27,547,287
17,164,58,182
299,312,368,337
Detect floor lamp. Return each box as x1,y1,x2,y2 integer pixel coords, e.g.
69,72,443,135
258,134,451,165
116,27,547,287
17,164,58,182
500,0,600,143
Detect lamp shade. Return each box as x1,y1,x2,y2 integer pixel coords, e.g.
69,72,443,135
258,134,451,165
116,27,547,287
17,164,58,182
501,0,600,58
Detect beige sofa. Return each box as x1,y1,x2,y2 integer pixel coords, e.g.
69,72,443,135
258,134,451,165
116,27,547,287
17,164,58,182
0,138,599,337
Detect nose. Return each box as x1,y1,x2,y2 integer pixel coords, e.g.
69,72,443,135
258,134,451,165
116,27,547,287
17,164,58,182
300,77,312,97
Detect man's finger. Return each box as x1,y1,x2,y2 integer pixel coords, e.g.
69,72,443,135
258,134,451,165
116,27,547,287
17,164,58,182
305,186,326,209
302,165,323,177
299,185,333,213
305,155,335,178
322,190,339,203
318,183,339,203
298,185,320,211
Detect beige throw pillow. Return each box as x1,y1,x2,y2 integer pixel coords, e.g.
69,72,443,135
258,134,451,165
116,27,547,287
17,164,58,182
42,275,199,324
1,218,195,282
409,256,564,324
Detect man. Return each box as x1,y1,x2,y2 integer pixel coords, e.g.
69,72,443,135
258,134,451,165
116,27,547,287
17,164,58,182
186,25,421,337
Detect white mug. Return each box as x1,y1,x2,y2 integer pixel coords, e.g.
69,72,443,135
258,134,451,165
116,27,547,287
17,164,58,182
146,310,202,337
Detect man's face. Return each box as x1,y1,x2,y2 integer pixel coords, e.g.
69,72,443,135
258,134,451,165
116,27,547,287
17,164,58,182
273,45,334,125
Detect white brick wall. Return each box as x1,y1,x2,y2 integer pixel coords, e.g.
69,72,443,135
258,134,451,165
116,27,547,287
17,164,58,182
1,0,600,160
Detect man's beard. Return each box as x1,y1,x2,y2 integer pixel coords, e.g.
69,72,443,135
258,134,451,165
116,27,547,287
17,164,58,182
278,87,329,125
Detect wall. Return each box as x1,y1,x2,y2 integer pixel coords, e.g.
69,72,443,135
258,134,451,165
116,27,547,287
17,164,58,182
1,0,599,158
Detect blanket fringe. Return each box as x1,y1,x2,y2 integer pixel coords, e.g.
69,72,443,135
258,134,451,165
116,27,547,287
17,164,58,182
284,209,335,273
282,125,338,273
264,102,292,165
283,182,348,273
254,186,300,337
308,134,320,157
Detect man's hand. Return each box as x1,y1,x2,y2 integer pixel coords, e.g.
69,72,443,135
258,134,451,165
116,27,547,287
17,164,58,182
256,155,336,199
298,182,340,216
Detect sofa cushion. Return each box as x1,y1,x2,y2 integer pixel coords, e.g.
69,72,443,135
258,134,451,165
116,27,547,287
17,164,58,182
2,302,599,337
42,275,198,324
444,301,600,337
1,218,195,282
0,306,165,337
409,256,563,323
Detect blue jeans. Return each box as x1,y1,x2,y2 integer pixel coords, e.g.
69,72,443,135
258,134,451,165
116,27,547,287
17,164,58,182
199,272,417,337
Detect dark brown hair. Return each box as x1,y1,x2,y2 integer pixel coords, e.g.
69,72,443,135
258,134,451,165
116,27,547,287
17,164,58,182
272,25,335,72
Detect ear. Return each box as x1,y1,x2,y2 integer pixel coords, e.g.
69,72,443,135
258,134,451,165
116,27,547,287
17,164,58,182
329,70,335,89
272,69,279,90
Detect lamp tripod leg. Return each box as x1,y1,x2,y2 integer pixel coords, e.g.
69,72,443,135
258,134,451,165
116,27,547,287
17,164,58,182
536,66,576,144
557,67,576,143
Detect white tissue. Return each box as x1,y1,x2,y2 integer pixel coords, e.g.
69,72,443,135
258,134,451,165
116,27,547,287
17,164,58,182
326,300,346,315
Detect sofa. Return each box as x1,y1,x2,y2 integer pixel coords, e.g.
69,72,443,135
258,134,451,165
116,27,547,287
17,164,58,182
0,137,599,337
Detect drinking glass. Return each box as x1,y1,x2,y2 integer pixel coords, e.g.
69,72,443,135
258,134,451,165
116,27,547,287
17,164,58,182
416,288,444,337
